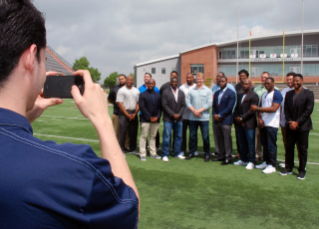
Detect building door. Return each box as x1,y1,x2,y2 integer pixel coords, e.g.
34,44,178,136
290,47,301,57
289,66,300,73
251,67,259,78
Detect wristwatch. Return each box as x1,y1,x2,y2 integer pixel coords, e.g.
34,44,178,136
257,107,260,111
240,117,243,121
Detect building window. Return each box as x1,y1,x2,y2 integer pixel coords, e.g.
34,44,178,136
190,64,204,76
162,68,166,74
151,68,156,74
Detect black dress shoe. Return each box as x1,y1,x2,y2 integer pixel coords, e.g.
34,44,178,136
212,158,224,161
221,160,232,165
204,155,210,162
211,152,219,157
185,154,194,160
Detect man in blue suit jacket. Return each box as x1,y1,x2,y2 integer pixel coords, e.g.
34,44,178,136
213,76,236,165
139,79,162,161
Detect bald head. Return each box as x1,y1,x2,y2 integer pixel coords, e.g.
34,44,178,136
126,75,134,88
242,79,252,93
147,78,156,91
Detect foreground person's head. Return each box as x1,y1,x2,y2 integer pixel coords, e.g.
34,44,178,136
0,0,47,111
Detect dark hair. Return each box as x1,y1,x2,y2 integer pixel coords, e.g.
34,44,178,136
170,77,178,82
266,77,275,83
218,72,225,77
294,74,303,80
118,74,126,78
220,76,228,81
261,71,270,76
144,72,152,78
286,72,295,77
238,69,249,77
0,0,47,86
170,70,179,76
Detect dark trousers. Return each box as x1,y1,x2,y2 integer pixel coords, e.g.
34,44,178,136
260,126,278,167
156,130,160,148
119,110,138,152
285,129,309,173
214,122,232,161
238,126,256,163
181,119,195,152
234,124,242,155
189,121,210,156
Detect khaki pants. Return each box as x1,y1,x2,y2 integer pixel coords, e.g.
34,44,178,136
281,127,300,160
255,126,262,158
112,114,129,148
139,122,160,157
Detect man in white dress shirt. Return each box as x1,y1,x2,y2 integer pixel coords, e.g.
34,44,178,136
179,73,197,156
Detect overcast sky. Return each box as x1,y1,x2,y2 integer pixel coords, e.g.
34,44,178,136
34,0,318,83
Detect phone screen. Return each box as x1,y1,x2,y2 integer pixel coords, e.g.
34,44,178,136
43,75,84,98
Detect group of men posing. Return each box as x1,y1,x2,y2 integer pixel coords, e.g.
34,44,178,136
108,69,314,180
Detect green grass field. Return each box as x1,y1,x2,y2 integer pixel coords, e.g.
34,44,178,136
31,100,319,229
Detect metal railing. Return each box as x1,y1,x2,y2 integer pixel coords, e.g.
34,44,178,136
46,46,73,70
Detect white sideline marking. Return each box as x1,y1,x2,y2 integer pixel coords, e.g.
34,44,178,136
41,115,88,120
33,133,99,143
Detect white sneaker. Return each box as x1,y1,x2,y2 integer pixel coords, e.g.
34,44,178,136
255,161,267,169
245,162,254,170
262,165,276,174
176,155,185,160
140,156,146,162
150,154,161,159
194,152,199,156
234,160,248,166
180,151,184,156
162,156,169,162
279,163,285,168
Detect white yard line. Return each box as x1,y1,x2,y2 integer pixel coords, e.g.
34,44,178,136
40,115,88,120
33,133,99,143
33,133,319,165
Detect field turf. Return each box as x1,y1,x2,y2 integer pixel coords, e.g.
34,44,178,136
31,99,319,229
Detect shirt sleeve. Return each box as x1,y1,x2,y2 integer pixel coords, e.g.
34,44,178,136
273,90,283,105
203,89,212,110
116,88,125,103
186,90,192,108
82,146,139,229
107,88,116,101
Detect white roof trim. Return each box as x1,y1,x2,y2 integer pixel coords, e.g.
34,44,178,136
135,54,180,67
180,29,319,54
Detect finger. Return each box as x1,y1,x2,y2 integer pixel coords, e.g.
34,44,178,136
46,71,58,76
74,70,93,87
41,98,63,110
71,85,82,104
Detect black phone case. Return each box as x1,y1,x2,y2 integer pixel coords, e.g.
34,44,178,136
43,75,84,98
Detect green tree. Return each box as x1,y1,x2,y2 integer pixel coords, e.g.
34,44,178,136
103,72,118,87
72,56,101,82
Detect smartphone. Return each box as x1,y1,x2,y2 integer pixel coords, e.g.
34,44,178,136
43,75,84,98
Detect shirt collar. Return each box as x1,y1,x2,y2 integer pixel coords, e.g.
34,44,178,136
0,108,33,134
220,86,228,92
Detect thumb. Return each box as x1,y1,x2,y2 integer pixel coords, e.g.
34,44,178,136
71,85,82,104
41,98,63,110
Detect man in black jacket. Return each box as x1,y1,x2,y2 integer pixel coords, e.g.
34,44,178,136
161,77,186,161
280,74,314,180
139,79,162,161
234,79,259,169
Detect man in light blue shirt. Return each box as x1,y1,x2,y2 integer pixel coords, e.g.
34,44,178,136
185,72,212,162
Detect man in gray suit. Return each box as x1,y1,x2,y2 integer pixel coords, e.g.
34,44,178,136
161,77,186,162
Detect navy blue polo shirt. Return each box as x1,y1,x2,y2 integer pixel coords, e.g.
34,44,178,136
0,108,138,229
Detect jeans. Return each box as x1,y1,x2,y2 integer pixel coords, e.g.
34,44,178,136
189,121,210,156
260,126,278,167
162,121,183,157
238,126,256,163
